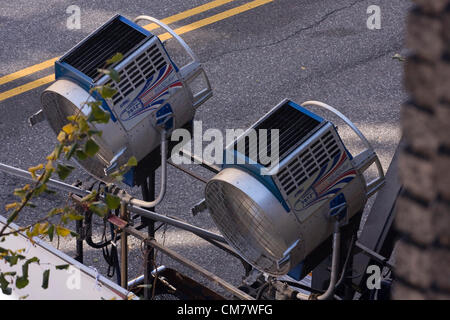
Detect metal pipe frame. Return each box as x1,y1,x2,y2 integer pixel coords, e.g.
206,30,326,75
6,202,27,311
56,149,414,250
0,162,91,196
140,173,156,300
0,162,225,243
179,149,221,174
124,224,254,300
355,241,395,270
120,202,128,289
128,130,168,209
129,205,226,243
296,220,341,301
133,15,199,62
0,161,242,299
168,160,209,184
133,15,213,111
127,266,167,289
316,221,341,300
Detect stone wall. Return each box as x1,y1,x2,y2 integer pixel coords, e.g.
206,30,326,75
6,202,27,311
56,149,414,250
394,0,450,299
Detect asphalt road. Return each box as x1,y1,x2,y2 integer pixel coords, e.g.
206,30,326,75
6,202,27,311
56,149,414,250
0,0,410,298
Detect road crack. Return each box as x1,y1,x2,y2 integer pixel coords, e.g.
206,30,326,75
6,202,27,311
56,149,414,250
205,0,366,62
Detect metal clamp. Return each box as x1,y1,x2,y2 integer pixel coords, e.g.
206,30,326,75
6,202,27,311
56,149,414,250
28,109,46,126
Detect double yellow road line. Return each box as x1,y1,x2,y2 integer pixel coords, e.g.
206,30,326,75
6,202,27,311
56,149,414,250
0,0,272,103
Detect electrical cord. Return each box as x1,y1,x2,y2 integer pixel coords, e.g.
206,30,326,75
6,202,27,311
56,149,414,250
256,282,270,300
335,235,355,289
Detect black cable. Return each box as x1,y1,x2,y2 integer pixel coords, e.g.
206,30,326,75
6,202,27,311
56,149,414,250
82,182,114,249
84,211,112,249
154,222,166,233
335,235,355,289
106,222,121,284
102,221,114,277
256,282,270,300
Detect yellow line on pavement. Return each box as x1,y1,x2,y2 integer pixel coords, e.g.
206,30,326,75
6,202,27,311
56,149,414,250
0,58,58,86
0,0,273,102
0,74,55,102
0,0,236,87
143,0,235,31
159,0,273,41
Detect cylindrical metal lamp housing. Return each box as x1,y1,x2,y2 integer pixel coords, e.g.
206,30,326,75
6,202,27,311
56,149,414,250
204,100,381,276
40,15,212,183
205,168,303,275
41,80,130,182
205,166,368,276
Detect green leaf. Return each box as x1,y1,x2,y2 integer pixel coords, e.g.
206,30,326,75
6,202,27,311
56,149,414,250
47,224,54,242
75,150,88,161
27,257,39,264
54,143,63,159
30,224,40,237
41,168,54,184
70,231,79,238
80,190,98,203
109,69,120,82
77,117,89,133
7,210,19,224
55,264,70,270
22,257,39,279
48,208,63,217
33,183,47,197
42,270,50,289
15,276,29,289
56,226,71,237
1,287,11,295
100,86,116,99
87,100,102,108
105,194,120,210
89,201,108,217
13,187,27,199
66,143,79,160
88,129,102,137
96,110,111,124
0,273,11,295
66,212,84,221
88,104,110,124
106,53,123,65
84,139,100,157
56,164,74,181
127,156,138,167
4,255,19,266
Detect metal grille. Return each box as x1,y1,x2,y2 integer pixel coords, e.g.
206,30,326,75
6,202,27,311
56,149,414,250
206,180,286,274
107,43,168,106
233,102,321,167
41,91,113,181
276,129,342,196
61,17,148,81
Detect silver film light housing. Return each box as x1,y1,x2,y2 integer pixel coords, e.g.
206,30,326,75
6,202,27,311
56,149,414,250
39,14,211,187
205,99,385,276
